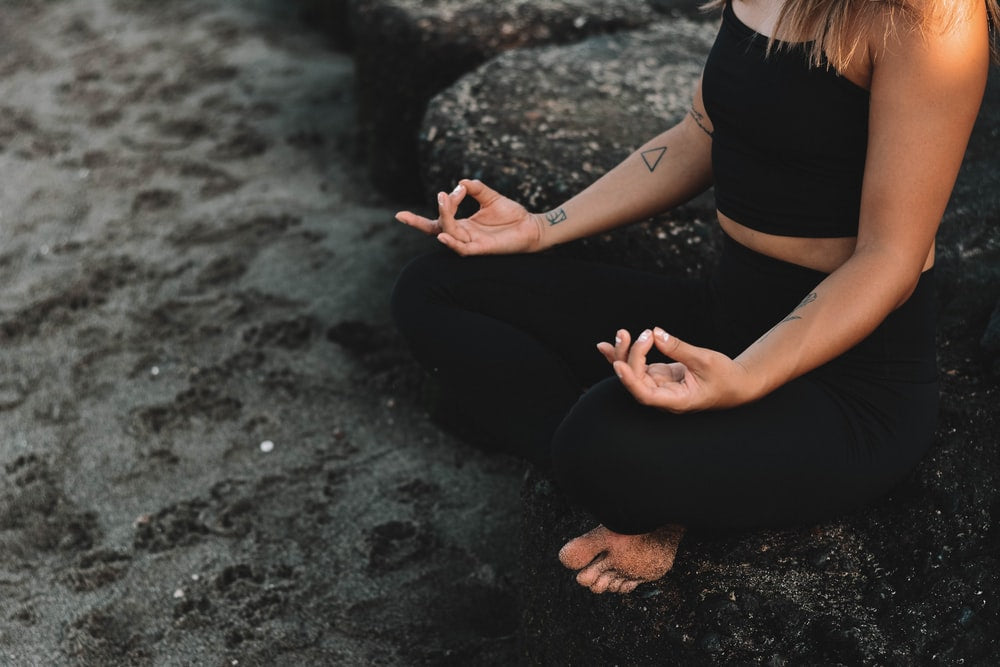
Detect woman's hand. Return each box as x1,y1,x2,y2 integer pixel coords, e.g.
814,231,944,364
596,328,759,413
395,179,546,256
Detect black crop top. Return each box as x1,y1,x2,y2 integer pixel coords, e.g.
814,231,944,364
702,1,870,237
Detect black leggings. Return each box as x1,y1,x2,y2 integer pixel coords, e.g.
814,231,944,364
391,236,939,534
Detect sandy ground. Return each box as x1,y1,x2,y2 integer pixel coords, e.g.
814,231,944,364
0,1,524,664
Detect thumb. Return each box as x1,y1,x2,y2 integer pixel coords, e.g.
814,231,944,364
652,328,701,365
460,178,501,207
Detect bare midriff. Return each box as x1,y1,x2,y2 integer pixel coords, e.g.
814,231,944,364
717,211,935,274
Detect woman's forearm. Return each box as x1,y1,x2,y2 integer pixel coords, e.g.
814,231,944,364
535,112,713,250
733,247,925,401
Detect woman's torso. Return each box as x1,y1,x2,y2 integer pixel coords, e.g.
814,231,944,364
712,0,935,276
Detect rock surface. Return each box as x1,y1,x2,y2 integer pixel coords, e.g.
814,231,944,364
421,18,722,276
294,0,353,49
984,298,1000,352
349,0,703,200
937,65,1000,380
414,15,1000,663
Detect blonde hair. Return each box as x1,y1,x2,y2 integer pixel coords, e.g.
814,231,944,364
702,0,1000,70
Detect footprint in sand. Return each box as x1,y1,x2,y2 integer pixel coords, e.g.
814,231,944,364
243,315,316,350
62,605,148,664
62,549,133,592
177,160,243,198
131,188,181,213
208,125,269,160
0,454,100,557
366,519,437,574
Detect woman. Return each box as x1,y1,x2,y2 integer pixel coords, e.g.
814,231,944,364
391,0,997,595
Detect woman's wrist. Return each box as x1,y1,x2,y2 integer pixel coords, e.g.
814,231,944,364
533,206,573,251
530,210,555,252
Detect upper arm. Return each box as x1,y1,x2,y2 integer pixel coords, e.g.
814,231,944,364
686,75,716,142
858,1,990,274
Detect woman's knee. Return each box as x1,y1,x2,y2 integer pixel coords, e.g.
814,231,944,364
390,250,454,330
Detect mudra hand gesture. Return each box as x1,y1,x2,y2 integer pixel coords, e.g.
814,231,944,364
597,327,756,413
395,179,545,256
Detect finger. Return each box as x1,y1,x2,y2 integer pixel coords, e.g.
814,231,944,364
436,232,481,256
653,328,700,366
394,210,440,235
596,342,616,364
620,361,693,412
436,191,463,240
665,361,688,383
460,178,501,207
447,182,467,209
613,329,631,362
627,329,655,375
613,360,657,405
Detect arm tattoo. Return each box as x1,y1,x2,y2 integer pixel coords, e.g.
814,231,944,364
688,106,712,138
759,293,817,339
793,292,817,310
640,146,667,172
545,208,568,225
779,292,817,323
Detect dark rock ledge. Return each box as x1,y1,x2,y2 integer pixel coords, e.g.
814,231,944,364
348,0,705,200
417,19,1000,664
421,18,722,276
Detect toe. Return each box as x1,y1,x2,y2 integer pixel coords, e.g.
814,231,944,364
590,572,616,594
558,526,608,571
606,578,624,594
575,557,610,587
620,580,641,594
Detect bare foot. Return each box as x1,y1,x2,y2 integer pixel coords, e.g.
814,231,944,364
558,524,684,594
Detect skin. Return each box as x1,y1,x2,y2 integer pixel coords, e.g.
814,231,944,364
396,0,990,594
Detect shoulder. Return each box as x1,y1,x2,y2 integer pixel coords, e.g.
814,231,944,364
862,0,989,113
867,0,990,64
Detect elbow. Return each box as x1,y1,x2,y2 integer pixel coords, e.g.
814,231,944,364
879,261,924,311
892,273,922,310
850,243,927,310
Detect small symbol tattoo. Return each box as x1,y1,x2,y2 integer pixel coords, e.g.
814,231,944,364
546,208,568,225
641,147,668,172
688,106,713,137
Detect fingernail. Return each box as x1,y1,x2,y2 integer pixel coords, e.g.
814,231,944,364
638,330,651,342
655,328,669,341
437,193,445,206
614,336,621,345
451,184,464,195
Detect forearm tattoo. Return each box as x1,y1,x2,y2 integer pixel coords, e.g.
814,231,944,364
688,106,712,138
778,292,817,325
641,146,668,172
546,208,568,225
758,292,817,341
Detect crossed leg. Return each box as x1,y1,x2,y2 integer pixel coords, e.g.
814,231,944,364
550,376,886,594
